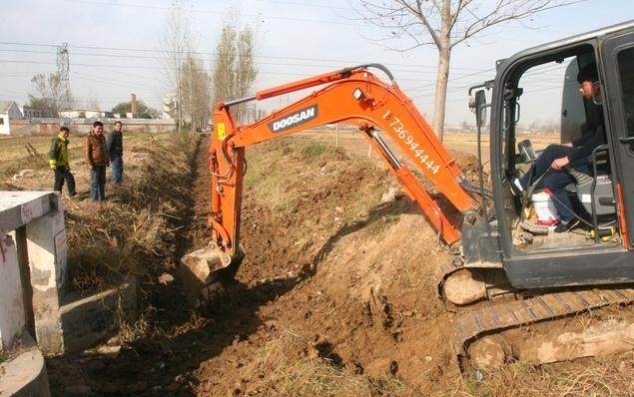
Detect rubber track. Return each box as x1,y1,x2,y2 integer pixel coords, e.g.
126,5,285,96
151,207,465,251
453,287,634,364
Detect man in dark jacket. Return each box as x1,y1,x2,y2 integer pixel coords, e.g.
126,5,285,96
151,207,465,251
49,126,76,197
107,121,123,185
516,62,605,232
84,121,110,202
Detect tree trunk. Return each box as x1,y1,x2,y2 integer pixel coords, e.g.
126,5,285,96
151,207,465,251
432,0,452,142
432,45,451,141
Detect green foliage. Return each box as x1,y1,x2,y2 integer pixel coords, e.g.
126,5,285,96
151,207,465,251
111,100,160,119
301,142,327,157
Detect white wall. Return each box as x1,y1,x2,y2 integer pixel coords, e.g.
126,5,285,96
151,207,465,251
0,233,26,351
0,114,9,135
0,103,24,134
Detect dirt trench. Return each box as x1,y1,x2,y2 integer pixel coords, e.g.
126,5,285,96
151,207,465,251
179,138,463,396
43,132,634,397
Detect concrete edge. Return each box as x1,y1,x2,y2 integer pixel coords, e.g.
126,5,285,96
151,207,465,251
0,333,51,397
59,277,138,355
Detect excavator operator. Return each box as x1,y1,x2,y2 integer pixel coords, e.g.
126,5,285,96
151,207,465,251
514,62,606,233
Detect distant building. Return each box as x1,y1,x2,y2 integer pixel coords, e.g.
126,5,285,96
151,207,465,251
58,110,115,119
0,101,23,134
58,110,85,119
21,106,55,119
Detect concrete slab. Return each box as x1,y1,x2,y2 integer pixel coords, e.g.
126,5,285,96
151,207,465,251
0,192,56,233
59,278,138,354
0,333,51,397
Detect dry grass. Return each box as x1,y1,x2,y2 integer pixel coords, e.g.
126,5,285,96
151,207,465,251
240,328,410,397
244,139,384,222
0,132,199,295
64,133,197,294
446,355,634,397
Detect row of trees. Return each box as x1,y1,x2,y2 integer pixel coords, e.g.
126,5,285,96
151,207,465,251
163,5,257,132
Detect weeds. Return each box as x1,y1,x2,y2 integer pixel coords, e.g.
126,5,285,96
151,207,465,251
62,133,198,295
246,329,411,396
302,142,327,157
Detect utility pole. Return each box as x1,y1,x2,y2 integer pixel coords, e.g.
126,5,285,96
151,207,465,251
56,43,71,110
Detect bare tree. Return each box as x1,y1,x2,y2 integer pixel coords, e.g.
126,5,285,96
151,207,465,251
163,2,191,133
181,54,211,131
357,0,582,140
212,23,258,123
28,73,66,116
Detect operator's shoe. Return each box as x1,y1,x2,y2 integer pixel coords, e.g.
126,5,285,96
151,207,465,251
510,177,525,196
554,219,580,233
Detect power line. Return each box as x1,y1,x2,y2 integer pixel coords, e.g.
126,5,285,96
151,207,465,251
0,41,491,72
0,48,487,75
0,58,482,84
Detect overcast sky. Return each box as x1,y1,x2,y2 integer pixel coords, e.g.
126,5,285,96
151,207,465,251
0,0,632,124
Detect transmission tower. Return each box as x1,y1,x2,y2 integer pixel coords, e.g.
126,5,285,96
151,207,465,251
57,43,72,109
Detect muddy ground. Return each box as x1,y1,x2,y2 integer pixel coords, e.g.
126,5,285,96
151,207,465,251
5,131,634,396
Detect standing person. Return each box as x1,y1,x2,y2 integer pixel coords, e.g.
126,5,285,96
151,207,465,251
107,121,124,185
49,126,76,198
84,121,110,202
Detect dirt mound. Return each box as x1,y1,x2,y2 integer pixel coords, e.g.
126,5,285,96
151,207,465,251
184,139,459,396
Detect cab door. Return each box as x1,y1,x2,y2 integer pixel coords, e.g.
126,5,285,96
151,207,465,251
602,30,634,248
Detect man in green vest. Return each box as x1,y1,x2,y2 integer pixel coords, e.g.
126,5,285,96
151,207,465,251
49,126,76,197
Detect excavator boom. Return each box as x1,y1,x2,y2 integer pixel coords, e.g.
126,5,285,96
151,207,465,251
181,64,479,307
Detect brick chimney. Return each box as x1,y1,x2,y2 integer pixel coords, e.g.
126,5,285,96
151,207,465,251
131,93,137,116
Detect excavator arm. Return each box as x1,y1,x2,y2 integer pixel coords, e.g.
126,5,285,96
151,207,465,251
181,64,480,307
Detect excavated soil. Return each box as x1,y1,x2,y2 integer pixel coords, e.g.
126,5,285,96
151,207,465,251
188,138,461,396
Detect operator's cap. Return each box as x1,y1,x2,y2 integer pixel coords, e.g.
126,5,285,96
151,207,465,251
577,62,598,83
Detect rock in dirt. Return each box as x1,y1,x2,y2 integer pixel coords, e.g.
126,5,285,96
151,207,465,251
81,345,122,358
380,187,404,203
158,272,175,285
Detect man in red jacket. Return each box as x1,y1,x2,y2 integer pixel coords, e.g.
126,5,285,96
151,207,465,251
83,121,110,202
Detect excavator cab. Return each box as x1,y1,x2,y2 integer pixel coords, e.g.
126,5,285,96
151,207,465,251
473,22,634,290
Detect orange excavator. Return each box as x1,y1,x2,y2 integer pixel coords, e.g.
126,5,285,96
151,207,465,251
182,20,634,369
181,63,485,304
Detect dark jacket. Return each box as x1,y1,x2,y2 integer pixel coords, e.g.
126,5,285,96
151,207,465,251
107,130,123,159
84,133,110,166
49,135,70,168
569,104,606,163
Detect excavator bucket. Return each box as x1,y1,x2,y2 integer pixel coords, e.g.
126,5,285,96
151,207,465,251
179,242,237,308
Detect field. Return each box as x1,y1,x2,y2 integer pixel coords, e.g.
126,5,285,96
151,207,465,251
3,130,634,396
